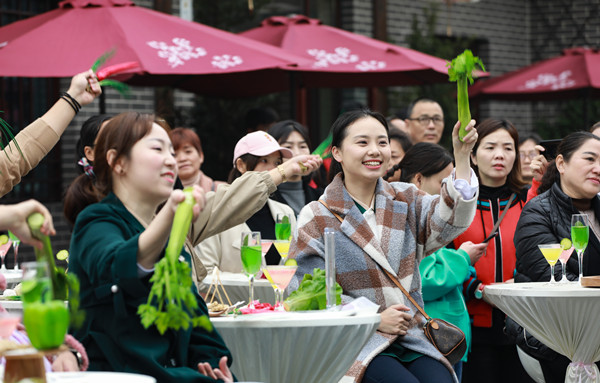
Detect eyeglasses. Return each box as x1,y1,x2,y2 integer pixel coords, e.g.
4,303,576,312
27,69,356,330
519,151,538,160
407,115,444,126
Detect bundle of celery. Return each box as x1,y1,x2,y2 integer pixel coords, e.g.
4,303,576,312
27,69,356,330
138,188,212,335
27,212,84,328
447,49,485,141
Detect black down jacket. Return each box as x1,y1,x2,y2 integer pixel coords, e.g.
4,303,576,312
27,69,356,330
514,182,600,283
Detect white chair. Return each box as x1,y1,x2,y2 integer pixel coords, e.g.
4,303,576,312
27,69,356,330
517,346,546,383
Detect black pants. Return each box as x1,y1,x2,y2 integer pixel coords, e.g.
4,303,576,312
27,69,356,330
362,355,454,383
462,343,534,383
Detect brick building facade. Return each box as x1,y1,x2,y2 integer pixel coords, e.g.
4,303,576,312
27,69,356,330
2,0,599,257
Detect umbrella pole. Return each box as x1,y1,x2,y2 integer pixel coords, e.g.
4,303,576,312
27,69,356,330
99,92,106,114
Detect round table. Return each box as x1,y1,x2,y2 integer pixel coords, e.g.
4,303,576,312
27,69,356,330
46,371,156,383
202,273,278,306
0,300,22,315
484,282,600,383
212,311,380,383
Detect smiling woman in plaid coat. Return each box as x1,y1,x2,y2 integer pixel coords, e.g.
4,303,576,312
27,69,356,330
289,109,479,383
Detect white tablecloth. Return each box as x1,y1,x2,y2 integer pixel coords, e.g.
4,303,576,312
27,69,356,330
0,270,21,287
0,300,22,314
484,282,600,383
212,311,380,383
203,273,278,305
46,372,156,383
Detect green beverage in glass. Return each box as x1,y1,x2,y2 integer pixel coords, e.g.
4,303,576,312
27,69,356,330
275,213,292,241
241,245,262,276
571,214,589,284
21,261,53,304
241,231,262,309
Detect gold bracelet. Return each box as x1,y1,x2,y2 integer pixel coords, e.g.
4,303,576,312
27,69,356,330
277,164,287,183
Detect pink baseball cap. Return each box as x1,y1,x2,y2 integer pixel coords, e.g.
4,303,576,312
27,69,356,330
233,131,293,165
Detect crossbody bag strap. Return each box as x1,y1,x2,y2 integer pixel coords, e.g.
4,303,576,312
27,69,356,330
382,267,431,321
319,199,431,321
318,199,344,223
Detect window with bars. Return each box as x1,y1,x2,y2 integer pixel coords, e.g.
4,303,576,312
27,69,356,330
0,1,62,203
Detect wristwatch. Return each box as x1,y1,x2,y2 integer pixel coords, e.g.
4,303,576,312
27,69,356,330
70,348,83,368
474,283,485,299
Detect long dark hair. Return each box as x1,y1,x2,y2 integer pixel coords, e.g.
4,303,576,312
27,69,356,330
268,120,312,149
471,118,526,193
227,153,262,183
392,143,453,183
538,131,600,194
328,108,389,183
76,114,112,168
64,112,169,225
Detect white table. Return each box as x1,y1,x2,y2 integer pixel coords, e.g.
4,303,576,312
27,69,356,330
0,300,22,315
0,270,21,288
202,273,278,306
484,282,600,383
212,311,380,383
47,371,156,383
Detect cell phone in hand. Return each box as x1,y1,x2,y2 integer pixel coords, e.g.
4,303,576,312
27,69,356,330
539,139,562,161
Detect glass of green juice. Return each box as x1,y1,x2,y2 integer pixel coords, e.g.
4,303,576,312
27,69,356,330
275,213,292,241
571,214,589,285
241,231,262,309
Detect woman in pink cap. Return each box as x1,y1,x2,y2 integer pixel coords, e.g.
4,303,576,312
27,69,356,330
198,131,299,274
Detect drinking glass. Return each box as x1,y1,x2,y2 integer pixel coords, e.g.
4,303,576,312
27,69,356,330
558,246,574,283
571,214,589,284
0,237,13,271
21,261,53,304
240,232,262,309
275,213,292,241
538,244,562,283
272,240,291,263
8,231,20,270
262,265,298,311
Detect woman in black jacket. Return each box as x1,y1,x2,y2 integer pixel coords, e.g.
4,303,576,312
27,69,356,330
514,131,600,382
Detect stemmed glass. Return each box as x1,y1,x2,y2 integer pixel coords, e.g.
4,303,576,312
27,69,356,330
262,265,298,311
558,245,574,283
240,231,262,309
8,231,20,270
0,236,13,271
275,213,292,241
274,213,292,263
538,244,562,284
571,214,589,284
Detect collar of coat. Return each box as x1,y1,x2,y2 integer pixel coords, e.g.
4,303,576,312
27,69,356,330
321,174,420,278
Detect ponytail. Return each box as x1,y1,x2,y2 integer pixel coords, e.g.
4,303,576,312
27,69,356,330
63,172,102,226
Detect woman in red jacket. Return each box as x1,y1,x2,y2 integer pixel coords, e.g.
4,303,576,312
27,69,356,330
452,119,532,383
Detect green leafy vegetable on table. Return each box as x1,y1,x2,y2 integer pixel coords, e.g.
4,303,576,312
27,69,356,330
284,268,342,311
447,49,485,141
138,188,213,335
27,212,84,328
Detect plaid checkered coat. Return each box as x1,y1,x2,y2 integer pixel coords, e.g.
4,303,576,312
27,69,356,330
289,173,477,382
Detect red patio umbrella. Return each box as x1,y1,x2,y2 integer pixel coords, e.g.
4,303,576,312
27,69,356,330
469,47,600,101
0,0,310,97
239,15,474,88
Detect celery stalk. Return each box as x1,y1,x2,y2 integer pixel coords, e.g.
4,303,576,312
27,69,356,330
447,50,485,141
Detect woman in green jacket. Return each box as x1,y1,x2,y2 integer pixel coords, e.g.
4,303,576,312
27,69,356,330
398,143,486,381
65,112,321,382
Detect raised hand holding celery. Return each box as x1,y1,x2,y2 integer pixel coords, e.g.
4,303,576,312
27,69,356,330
27,212,83,328
447,49,485,141
138,187,212,335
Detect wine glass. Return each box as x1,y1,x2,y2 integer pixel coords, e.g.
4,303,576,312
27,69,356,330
8,231,20,270
275,213,292,241
558,246,574,283
571,214,589,284
262,265,298,311
240,231,262,309
538,244,562,284
0,237,13,271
